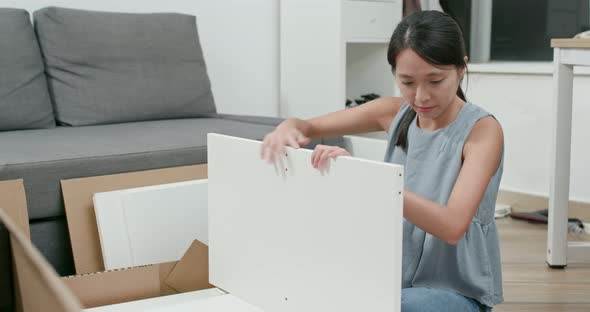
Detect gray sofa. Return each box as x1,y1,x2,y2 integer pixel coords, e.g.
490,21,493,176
0,6,341,309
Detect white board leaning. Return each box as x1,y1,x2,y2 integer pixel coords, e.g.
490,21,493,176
207,133,404,312
93,179,209,270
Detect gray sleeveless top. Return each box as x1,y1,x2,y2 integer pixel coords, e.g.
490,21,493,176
384,102,504,307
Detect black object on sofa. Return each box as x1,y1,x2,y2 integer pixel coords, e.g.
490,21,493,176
0,7,343,310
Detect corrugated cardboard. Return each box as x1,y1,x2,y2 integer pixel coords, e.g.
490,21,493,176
1,178,214,311
62,265,161,308
0,179,29,236
62,240,212,309
0,179,30,312
163,240,211,293
0,182,82,311
61,164,208,274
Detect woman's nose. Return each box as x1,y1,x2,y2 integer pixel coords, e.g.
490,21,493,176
415,86,430,103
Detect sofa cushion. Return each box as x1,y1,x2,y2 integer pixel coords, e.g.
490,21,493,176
33,7,216,126
216,113,285,127
0,8,55,131
0,118,276,220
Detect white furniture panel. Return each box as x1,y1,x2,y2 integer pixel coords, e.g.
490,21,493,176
84,289,262,312
343,135,388,162
94,180,209,270
207,133,404,312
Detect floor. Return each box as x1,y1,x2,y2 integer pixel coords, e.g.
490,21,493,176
494,217,590,311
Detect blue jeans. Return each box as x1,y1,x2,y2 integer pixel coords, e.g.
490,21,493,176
402,287,485,312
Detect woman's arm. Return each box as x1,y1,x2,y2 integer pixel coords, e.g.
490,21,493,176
261,97,404,160
305,97,404,139
403,116,504,245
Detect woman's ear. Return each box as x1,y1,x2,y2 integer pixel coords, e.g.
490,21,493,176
459,56,468,80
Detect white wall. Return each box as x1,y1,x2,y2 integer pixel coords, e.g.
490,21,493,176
2,0,279,116
466,70,590,203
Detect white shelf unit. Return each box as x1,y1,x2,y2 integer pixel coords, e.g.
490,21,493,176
280,0,403,119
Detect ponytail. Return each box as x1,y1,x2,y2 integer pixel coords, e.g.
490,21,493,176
456,85,466,102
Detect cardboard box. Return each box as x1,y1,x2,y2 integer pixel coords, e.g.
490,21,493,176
61,164,208,274
0,200,82,312
0,179,32,312
1,179,82,311
0,165,214,311
62,239,212,309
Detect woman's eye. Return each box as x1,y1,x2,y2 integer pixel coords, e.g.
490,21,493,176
430,80,443,84
401,81,413,85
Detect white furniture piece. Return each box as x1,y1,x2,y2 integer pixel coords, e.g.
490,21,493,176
84,288,263,312
547,38,590,267
342,134,388,162
93,180,209,270
280,0,402,119
207,133,404,312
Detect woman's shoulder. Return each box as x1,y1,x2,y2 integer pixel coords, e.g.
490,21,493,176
464,102,495,119
452,102,503,151
464,103,502,130
471,116,503,138
463,104,504,156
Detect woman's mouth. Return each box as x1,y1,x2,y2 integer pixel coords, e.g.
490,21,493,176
415,106,435,113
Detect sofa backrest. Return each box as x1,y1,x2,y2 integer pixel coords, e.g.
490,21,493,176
33,7,217,126
0,8,56,131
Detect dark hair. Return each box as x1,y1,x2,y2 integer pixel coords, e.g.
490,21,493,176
387,10,467,151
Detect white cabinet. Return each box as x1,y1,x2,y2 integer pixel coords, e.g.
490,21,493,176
280,0,403,119
342,0,400,42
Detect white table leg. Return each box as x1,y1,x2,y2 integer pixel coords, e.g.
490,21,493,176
547,48,574,268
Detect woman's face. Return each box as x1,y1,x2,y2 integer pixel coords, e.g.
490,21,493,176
395,48,464,120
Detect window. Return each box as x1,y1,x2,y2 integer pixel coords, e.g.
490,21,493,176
490,0,589,61
428,0,590,62
439,0,472,57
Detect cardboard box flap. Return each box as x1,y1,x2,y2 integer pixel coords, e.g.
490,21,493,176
0,179,30,237
164,240,212,293
158,261,179,296
61,164,208,274
0,208,82,312
0,179,30,311
63,239,212,309
63,265,161,309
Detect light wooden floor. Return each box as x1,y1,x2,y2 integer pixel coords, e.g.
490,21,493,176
494,218,590,311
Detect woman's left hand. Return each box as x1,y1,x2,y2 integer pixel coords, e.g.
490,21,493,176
311,144,351,169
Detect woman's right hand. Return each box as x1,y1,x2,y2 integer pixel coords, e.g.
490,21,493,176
260,119,311,162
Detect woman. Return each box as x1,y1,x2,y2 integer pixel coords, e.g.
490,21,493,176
261,11,503,311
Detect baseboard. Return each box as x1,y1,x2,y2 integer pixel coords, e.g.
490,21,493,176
497,189,590,221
